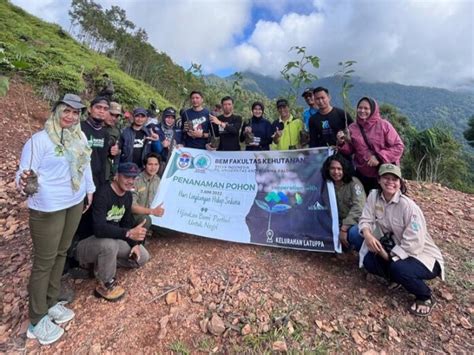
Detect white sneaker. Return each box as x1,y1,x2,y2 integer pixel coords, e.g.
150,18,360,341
26,315,64,345
48,302,75,324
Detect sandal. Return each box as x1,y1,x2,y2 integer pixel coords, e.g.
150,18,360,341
388,282,402,291
409,298,436,317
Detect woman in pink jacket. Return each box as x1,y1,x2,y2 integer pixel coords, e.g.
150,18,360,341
337,97,404,194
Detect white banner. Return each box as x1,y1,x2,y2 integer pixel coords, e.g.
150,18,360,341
151,147,340,252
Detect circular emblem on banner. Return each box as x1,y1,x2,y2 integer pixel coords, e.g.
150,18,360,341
194,154,211,170
177,152,193,170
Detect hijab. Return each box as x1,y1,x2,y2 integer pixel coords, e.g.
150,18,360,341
44,104,92,191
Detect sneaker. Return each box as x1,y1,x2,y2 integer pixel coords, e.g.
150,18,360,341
94,279,125,302
26,315,64,345
48,302,75,324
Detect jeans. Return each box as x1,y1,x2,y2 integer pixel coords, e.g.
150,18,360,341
363,252,440,300
347,225,364,251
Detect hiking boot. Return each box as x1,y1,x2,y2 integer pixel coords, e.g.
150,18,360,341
26,315,64,345
57,281,75,304
94,278,125,302
48,302,75,324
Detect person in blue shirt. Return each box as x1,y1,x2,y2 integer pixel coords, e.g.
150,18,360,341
301,87,318,131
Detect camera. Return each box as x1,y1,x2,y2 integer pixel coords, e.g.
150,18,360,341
379,232,395,254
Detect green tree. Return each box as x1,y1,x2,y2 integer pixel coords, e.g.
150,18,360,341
280,46,319,116
335,60,356,129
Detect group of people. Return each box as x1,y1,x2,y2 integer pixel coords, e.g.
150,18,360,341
16,87,443,345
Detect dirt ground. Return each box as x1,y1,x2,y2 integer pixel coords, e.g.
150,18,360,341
0,79,472,354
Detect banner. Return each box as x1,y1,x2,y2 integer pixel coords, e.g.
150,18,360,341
151,147,340,253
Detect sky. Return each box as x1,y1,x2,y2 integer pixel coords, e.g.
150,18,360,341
11,0,474,91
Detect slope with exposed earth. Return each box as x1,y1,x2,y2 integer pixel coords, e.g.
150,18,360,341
0,79,472,353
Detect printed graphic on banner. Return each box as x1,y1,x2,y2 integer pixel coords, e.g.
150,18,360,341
151,147,339,252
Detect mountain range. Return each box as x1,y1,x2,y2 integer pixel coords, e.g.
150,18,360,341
208,72,474,143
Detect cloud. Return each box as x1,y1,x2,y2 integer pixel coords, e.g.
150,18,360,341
10,0,474,89
230,0,474,89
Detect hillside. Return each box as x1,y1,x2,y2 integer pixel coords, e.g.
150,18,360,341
0,78,472,354
0,0,187,109
215,72,474,143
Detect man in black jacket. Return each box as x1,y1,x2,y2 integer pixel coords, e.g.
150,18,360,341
207,96,242,151
74,163,150,301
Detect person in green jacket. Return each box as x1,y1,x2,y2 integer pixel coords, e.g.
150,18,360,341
271,98,304,150
321,153,366,251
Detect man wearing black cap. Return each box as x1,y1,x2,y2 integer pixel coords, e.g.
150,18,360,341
81,96,118,188
104,102,122,181
301,87,318,131
309,87,353,148
119,107,158,169
155,107,182,163
74,162,150,301
272,98,304,150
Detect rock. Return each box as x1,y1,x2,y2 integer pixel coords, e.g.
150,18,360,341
208,302,217,311
91,343,102,354
241,324,252,335
387,326,401,342
165,291,178,305
192,293,203,303
158,315,170,339
189,275,201,288
440,289,454,301
372,323,382,333
207,314,225,336
460,317,472,330
199,318,209,333
287,320,295,335
273,292,283,301
272,340,287,352
351,330,364,345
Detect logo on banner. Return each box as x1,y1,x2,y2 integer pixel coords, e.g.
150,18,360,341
177,152,193,170
254,191,303,243
194,154,211,171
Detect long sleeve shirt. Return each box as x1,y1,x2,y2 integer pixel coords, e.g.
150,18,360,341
335,177,366,227
16,130,95,212
339,119,404,178
92,184,137,247
358,190,444,279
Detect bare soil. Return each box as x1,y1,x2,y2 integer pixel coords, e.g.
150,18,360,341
0,78,472,354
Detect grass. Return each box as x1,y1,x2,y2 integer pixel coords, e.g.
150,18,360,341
194,337,216,353
0,1,172,110
168,340,190,355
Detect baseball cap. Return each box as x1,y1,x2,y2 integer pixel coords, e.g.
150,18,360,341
378,164,402,179
117,162,140,177
301,88,314,98
90,96,110,107
109,102,122,115
133,107,148,117
52,94,86,112
276,98,289,109
162,107,177,118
